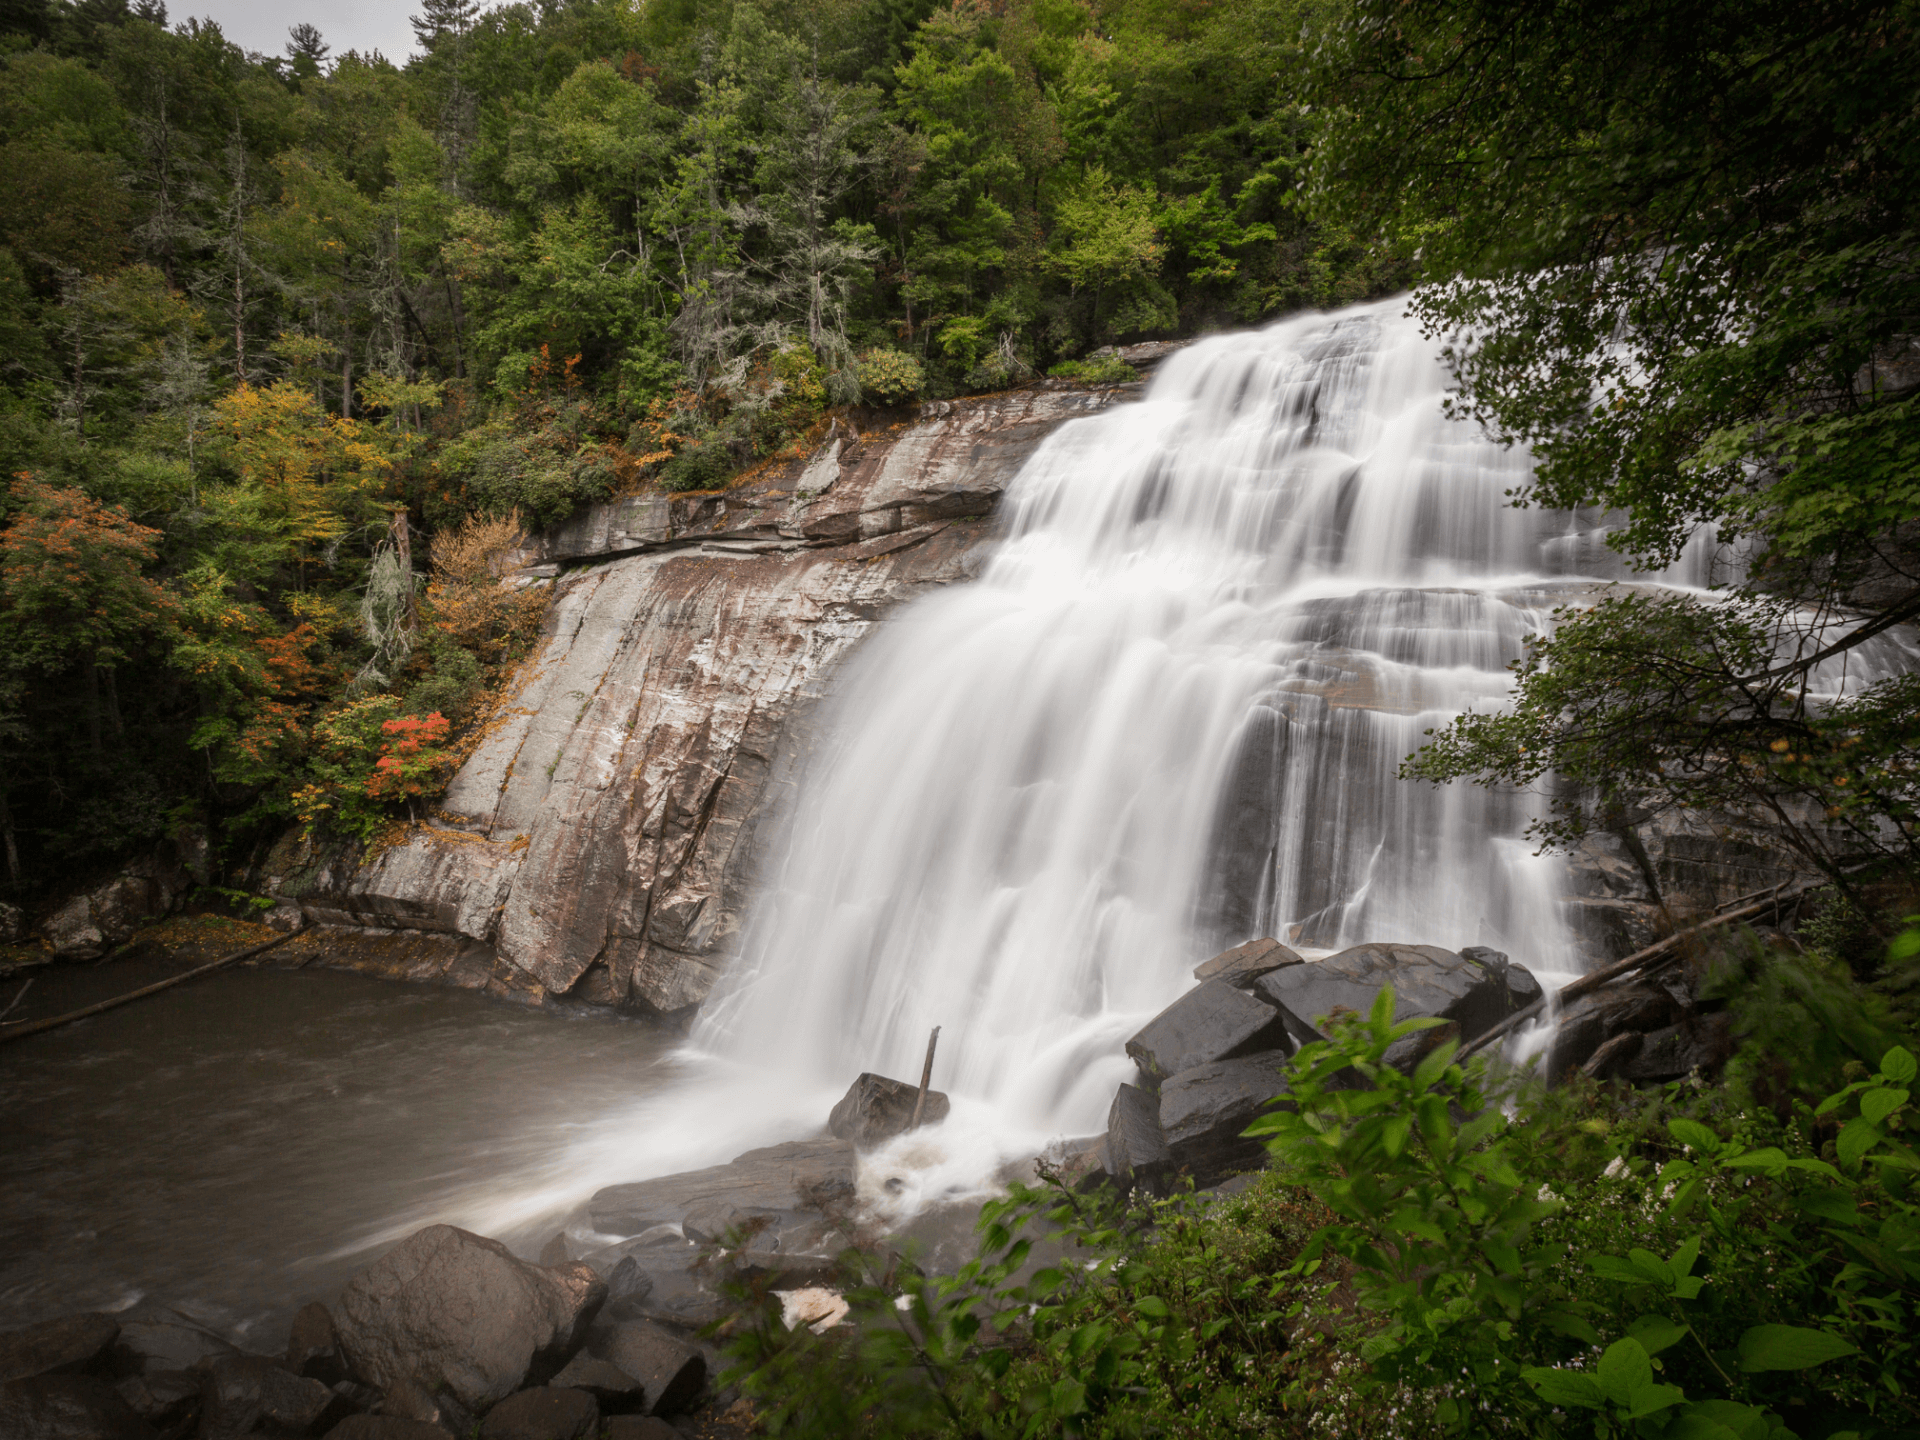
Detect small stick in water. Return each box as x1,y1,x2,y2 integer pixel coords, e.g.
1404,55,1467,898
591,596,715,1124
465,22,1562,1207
909,1025,941,1131
0,976,30,1022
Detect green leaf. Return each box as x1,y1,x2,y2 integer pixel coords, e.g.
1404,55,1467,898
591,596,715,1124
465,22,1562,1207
1598,1336,1652,1405
1411,1041,1456,1092
1837,1117,1883,1168
1628,1314,1689,1355
1628,1248,1676,1286
1860,1087,1908,1126
1590,1255,1649,1283
1628,1381,1687,1418
1882,1046,1917,1084
1670,1234,1702,1277
1669,1118,1722,1152
1521,1366,1606,1409
1133,1295,1169,1319
1736,1324,1858,1372
1379,1114,1411,1159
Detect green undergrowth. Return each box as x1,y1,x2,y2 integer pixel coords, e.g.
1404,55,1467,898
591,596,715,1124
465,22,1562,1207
717,951,1920,1439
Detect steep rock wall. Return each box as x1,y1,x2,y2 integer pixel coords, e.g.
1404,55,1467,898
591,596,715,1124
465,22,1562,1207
268,386,1125,1018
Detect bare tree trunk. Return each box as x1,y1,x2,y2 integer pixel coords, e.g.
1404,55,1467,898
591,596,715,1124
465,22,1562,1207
391,508,415,630
0,790,20,888
84,661,102,759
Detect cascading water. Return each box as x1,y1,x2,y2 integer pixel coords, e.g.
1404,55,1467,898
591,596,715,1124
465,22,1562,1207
694,297,1720,1152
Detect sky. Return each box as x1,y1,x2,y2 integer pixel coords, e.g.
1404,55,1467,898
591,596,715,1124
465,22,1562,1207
177,1,420,65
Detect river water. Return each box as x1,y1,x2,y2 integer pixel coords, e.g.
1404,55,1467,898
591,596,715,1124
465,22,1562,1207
0,960,688,1341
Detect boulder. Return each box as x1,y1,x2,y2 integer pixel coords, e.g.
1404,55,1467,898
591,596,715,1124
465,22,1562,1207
1254,944,1526,1050
536,1234,572,1268
1545,985,1683,1085
44,894,107,960
111,1371,200,1433
587,1139,857,1237
827,1073,951,1147
324,1418,454,1440
198,1354,346,1438
1157,1051,1293,1182
286,1303,345,1385
585,1322,704,1418
110,1312,236,1376
1124,980,1294,1081
1104,1083,1172,1191
332,1225,606,1413
0,1374,156,1439
1620,1012,1735,1084
476,1387,598,1440
1192,938,1305,988
375,1376,467,1433
0,901,26,944
548,1355,645,1414
0,1312,119,1384
600,1258,655,1321
603,1419,679,1440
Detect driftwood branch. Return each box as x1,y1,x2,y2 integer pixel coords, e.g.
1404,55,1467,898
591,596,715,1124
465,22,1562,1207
909,1025,941,1131
1458,881,1824,1061
0,926,304,1046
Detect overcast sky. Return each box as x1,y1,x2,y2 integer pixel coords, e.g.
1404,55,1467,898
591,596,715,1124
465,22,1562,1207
177,1,420,65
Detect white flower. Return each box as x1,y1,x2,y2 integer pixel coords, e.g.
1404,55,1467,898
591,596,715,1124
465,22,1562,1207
1603,1156,1630,1179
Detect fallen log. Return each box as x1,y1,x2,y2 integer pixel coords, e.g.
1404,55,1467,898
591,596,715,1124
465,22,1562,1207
0,925,304,1045
1457,882,1824,1062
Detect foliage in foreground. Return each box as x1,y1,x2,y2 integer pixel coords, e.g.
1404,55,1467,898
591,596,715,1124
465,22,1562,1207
720,974,1920,1438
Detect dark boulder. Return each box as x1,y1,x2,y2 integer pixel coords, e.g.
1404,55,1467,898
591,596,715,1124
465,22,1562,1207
827,1073,951,1147
603,1419,678,1440
1464,948,1543,1010
1192,938,1305,988
1158,1051,1293,1183
599,1259,655,1322
475,1387,598,1440
585,1322,703,1418
110,1312,237,1376
286,1304,345,1386
1545,985,1683,1085
1620,1012,1735,1084
1104,1083,1172,1191
536,1235,572,1268
0,1312,119,1384
198,1354,346,1439
112,1371,199,1434
332,1225,606,1413
587,1140,857,1239
548,1356,645,1414
1124,980,1293,1081
1254,944,1527,1051
0,1374,155,1439
322,1419,451,1440
374,1377,466,1434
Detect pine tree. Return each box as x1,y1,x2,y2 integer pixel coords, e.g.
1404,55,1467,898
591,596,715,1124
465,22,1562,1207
285,23,329,79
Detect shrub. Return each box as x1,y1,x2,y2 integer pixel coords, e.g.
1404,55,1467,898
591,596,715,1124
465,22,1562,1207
1048,354,1137,385
657,435,737,493
856,348,925,406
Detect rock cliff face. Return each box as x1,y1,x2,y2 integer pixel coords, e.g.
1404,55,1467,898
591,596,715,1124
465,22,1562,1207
268,386,1127,1019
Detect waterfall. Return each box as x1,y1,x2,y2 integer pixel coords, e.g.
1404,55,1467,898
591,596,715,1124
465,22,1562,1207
694,298,1716,1143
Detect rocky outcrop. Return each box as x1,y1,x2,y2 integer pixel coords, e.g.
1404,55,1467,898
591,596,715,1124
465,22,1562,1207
265,386,1129,1018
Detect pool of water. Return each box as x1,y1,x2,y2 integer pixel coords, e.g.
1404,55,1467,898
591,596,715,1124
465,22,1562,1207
0,958,692,1347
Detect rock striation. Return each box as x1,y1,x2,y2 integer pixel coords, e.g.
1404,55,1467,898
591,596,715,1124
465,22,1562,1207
261,386,1129,1018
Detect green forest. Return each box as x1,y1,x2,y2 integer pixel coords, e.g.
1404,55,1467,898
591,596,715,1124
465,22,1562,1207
0,0,1407,891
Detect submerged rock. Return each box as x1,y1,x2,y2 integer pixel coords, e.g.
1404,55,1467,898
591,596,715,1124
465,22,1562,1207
110,1310,236,1377
332,1225,605,1413
586,1139,857,1237
285,1302,345,1385
323,1418,453,1440
827,1073,950,1148
1124,979,1294,1081
548,1356,645,1414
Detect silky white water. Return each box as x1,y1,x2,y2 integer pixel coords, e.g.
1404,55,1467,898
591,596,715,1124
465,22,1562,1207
691,298,1716,1154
